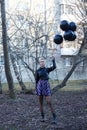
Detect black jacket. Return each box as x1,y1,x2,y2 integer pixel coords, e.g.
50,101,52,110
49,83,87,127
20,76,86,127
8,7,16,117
35,59,56,84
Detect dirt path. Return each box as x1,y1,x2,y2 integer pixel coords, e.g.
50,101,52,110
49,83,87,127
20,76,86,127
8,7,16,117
0,90,87,130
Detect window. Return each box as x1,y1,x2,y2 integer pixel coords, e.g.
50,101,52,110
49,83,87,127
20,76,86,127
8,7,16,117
60,4,75,15
35,4,44,13
18,15,24,21
24,38,28,47
60,4,64,14
82,0,87,2
17,2,28,11
0,56,4,65
64,57,72,66
65,5,75,15
86,9,87,15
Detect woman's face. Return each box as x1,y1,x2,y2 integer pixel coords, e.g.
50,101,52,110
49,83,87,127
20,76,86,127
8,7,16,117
39,59,45,67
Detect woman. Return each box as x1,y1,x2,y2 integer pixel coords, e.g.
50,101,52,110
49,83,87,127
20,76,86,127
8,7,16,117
35,57,56,123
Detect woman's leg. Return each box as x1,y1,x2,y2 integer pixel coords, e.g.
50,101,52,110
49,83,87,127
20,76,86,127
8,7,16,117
45,95,55,114
45,95,56,123
38,95,44,121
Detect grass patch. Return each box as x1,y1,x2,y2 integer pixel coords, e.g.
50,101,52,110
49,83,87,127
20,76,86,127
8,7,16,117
1,80,87,93
60,85,87,91
2,82,35,93
50,80,87,91
59,80,87,91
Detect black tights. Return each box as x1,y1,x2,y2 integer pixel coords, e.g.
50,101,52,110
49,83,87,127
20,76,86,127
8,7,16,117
38,95,56,118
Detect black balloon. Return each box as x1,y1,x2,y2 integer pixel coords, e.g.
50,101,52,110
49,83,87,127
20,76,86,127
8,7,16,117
70,32,77,41
60,20,69,31
64,30,76,41
69,22,77,31
54,34,63,44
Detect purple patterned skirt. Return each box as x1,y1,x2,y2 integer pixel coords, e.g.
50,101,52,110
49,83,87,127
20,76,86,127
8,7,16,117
36,80,51,96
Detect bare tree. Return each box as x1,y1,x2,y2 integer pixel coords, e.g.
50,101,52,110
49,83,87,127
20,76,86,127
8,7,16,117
0,0,15,98
7,10,54,84
10,51,26,91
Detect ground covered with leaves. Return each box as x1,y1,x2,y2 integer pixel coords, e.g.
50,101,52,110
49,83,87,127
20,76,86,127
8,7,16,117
0,89,87,130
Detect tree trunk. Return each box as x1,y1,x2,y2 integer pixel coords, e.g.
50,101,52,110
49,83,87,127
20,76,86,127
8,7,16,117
0,0,15,98
10,52,26,91
0,67,2,94
0,82,2,94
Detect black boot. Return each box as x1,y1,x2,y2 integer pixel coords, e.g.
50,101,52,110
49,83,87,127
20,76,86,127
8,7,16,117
51,113,57,124
41,112,45,122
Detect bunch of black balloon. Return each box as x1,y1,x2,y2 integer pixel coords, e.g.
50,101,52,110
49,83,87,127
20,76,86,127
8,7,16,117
60,20,77,41
53,20,77,45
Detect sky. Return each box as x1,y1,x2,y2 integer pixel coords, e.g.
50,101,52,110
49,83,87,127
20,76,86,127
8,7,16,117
6,0,54,14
